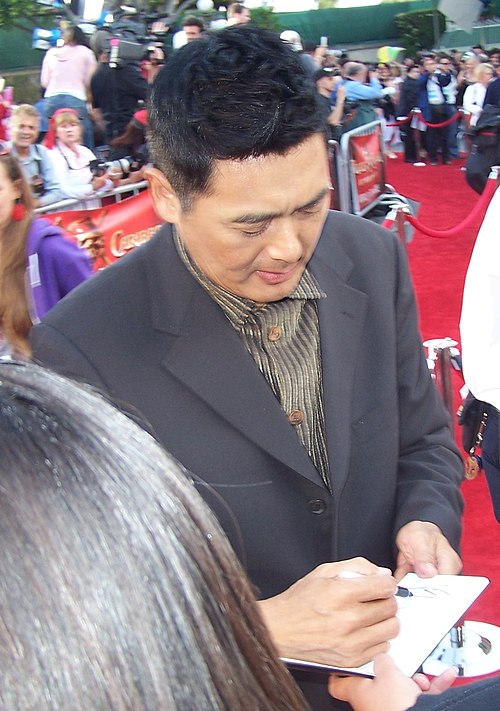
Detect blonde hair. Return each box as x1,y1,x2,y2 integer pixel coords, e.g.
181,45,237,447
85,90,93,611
54,110,81,128
473,62,494,82
12,104,41,122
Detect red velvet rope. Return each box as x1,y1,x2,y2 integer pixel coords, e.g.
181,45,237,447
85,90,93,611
386,110,463,129
386,113,412,127
418,111,462,129
404,175,498,238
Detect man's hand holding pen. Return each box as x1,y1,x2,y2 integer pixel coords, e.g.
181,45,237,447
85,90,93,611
257,558,400,669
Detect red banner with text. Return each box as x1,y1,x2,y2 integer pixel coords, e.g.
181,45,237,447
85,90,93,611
45,190,162,270
349,128,384,215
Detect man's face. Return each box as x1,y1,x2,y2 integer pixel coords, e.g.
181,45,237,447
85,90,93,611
184,24,202,42
355,66,367,82
317,74,335,95
10,112,39,149
163,134,331,303
439,58,452,72
237,8,251,23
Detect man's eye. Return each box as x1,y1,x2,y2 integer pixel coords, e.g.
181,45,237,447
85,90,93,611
298,204,322,217
240,222,270,237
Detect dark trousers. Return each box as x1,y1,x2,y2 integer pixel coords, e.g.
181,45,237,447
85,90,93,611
482,408,500,524
427,105,451,163
400,126,417,162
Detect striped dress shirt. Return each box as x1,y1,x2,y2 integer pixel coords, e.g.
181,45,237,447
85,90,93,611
174,231,331,488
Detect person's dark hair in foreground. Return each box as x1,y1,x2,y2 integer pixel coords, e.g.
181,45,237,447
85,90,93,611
148,26,324,208
0,362,307,710
0,365,497,711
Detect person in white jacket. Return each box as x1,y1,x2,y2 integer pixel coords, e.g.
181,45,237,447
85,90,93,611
43,108,112,210
460,186,500,523
462,62,495,127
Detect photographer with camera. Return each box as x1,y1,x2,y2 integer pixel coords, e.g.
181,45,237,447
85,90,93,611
106,108,149,185
8,104,64,208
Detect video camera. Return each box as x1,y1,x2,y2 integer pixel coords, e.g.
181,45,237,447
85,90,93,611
32,0,171,66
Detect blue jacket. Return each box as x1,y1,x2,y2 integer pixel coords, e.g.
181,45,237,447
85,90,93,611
417,70,452,121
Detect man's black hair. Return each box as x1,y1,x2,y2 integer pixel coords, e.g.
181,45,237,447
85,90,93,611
148,26,324,208
182,15,204,30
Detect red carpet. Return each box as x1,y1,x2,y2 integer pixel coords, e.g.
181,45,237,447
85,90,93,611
385,156,500,635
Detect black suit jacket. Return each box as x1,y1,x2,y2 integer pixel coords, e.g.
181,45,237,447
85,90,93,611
32,210,464,709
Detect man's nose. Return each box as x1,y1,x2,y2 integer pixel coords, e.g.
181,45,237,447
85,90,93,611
266,219,302,263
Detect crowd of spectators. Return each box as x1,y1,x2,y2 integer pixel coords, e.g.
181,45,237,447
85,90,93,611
3,13,500,209
301,41,500,168
1,19,500,711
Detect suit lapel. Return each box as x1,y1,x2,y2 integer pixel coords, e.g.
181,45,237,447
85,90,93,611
145,223,369,492
146,226,324,487
310,244,369,494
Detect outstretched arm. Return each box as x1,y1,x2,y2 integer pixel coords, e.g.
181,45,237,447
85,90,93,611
328,653,457,711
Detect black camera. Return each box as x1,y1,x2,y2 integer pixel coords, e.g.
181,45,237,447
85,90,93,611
30,174,45,196
89,155,146,180
89,159,108,178
106,155,146,178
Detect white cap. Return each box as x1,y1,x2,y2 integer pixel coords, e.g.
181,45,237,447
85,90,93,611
280,30,303,52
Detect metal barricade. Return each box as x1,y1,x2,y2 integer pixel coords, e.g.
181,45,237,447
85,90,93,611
338,120,385,215
34,180,148,215
334,120,413,221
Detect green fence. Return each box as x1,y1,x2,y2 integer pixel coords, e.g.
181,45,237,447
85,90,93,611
276,0,431,46
0,0,434,73
0,22,46,71
3,0,500,74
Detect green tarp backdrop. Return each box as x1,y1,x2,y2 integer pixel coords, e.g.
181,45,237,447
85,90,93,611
277,0,430,46
2,0,500,72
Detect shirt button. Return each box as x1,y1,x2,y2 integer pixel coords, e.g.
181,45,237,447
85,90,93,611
288,409,304,426
308,499,327,515
268,325,282,342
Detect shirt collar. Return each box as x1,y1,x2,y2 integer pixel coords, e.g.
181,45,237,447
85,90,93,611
173,228,326,329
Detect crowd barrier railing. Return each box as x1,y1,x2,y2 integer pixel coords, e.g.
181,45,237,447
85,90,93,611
35,180,148,215
332,120,415,241
39,182,162,270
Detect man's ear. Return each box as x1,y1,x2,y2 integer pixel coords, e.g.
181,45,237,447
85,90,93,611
145,166,182,223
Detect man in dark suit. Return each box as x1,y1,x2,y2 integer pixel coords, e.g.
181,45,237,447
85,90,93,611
32,27,464,709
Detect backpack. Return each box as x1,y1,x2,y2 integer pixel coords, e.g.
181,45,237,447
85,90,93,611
465,104,500,194
467,103,500,151
341,99,377,135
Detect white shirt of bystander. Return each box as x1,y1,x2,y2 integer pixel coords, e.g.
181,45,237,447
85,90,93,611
460,188,500,410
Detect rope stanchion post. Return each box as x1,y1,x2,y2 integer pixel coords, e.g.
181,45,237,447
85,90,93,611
423,338,460,424
382,203,412,247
